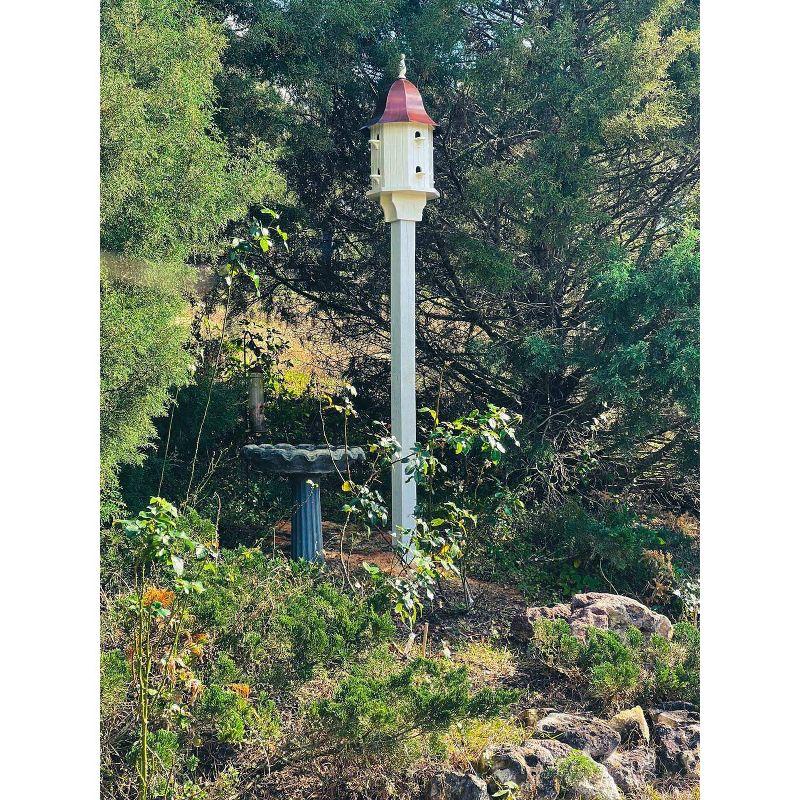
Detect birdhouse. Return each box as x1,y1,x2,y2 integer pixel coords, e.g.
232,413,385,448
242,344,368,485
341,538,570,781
363,57,439,222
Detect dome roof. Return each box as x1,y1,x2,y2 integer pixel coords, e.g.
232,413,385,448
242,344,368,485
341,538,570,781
361,78,437,129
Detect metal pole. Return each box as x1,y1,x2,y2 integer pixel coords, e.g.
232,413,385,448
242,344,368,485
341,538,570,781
390,218,417,557
248,370,265,434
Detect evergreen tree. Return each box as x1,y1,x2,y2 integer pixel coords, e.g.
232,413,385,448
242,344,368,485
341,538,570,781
100,0,284,506
200,0,700,509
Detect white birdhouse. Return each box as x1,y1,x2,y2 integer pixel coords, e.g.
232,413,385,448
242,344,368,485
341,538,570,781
363,56,439,222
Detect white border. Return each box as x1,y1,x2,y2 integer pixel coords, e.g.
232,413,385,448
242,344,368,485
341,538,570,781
1,3,100,797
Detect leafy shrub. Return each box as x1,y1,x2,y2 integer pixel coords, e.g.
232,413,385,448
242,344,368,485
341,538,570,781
529,618,584,673
470,501,698,615
306,647,517,760
196,686,248,745
529,618,699,711
649,622,700,706
583,627,643,705
189,548,395,688
101,0,282,263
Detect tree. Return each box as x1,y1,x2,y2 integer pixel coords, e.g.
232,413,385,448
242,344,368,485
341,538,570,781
199,0,700,510
100,0,285,506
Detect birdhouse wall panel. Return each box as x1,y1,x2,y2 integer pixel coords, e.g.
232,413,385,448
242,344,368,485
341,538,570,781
370,123,435,194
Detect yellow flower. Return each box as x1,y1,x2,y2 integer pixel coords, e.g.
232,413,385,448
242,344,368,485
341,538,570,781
142,587,175,608
228,683,251,699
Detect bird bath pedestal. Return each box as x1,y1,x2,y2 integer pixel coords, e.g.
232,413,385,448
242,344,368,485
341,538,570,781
241,443,365,563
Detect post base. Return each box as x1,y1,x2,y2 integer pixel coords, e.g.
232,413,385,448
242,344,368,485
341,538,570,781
290,474,323,563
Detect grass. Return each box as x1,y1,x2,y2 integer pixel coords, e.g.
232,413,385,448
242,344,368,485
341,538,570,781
454,640,517,686
441,717,526,771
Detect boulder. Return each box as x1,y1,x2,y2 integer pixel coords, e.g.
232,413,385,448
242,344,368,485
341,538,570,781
511,593,672,644
604,746,656,797
648,708,700,777
607,706,650,745
520,740,619,800
426,770,491,800
481,744,532,788
519,739,574,792
568,764,621,800
535,713,621,762
570,593,672,640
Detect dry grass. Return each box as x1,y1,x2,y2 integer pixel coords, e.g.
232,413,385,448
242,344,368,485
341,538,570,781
453,639,517,687
646,787,700,800
441,717,526,771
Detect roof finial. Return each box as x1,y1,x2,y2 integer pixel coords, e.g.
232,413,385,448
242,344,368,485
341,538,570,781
398,53,407,79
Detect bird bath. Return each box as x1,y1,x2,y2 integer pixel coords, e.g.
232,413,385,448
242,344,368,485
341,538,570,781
241,443,365,562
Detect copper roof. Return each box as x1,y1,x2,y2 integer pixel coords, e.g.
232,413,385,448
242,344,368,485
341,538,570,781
361,78,437,129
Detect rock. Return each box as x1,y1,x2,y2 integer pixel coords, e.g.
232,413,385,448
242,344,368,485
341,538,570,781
649,708,700,777
519,739,574,790
426,770,491,800
604,746,656,796
512,593,672,644
654,700,698,713
510,604,571,642
569,763,621,800
570,593,672,640
608,706,649,744
519,740,617,800
535,713,621,762
481,744,532,788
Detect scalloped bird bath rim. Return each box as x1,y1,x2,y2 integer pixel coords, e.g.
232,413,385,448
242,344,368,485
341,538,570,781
241,443,366,475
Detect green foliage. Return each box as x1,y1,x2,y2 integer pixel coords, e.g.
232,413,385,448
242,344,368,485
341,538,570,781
100,0,285,512
529,618,699,711
470,501,697,614
307,647,517,758
187,547,394,689
100,0,282,263
113,497,216,800
195,686,249,744
342,401,521,626
583,627,643,703
199,0,700,510
649,622,700,705
554,749,603,787
100,649,131,719
100,258,194,506
529,618,583,672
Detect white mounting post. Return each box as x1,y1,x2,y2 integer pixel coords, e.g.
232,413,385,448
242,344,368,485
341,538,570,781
390,218,417,553
363,56,439,558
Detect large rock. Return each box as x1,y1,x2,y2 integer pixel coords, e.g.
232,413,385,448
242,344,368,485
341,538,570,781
511,593,672,644
519,739,574,796
604,746,656,797
607,706,650,745
520,740,619,800
569,593,672,640
568,764,621,800
426,770,491,800
648,708,700,777
481,744,532,788
535,713,621,762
